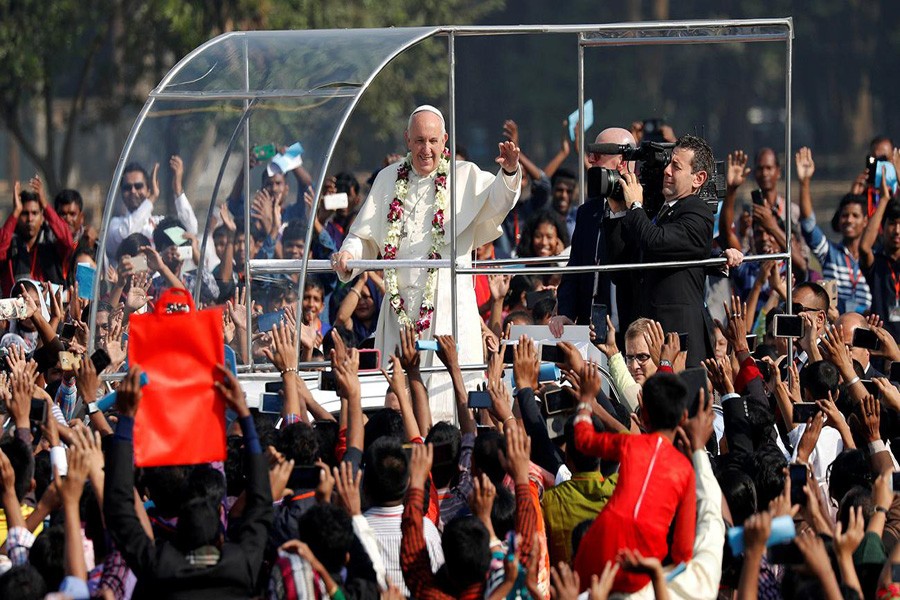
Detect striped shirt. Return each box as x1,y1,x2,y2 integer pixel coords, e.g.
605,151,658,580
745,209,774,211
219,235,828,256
365,504,444,597
801,214,871,313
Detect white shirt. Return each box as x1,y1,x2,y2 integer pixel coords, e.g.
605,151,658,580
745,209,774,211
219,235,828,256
364,504,444,597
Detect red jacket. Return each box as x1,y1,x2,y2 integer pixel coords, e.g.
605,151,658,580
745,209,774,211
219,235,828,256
572,424,696,593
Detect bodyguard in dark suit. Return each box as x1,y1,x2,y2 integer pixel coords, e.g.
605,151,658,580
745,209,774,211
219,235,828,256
604,134,718,366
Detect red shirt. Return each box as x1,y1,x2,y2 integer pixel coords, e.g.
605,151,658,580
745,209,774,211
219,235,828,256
572,425,696,593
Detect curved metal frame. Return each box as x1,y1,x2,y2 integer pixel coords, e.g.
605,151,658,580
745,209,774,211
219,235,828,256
93,18,794,381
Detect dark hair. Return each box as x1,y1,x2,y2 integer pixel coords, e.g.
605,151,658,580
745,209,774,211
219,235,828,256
838,486,874,532
141,466,191,518
717,469,758,527
116,232,151,260
564,414,601,473
276,422,320,465
799,361,840,400
794,281,830,313
53,189,83,212
883,199,900,226
281,220,306,246
829,450,874,504
0,565,47,600
472,429,507,485
187,465,227,507
830,194,868,233
676,134,713,178
29,526,65,590
640,373,688,431
551,167,576,188
233,219,267,243
175,497,221,552
298,503,355,573
123,162,150,185
517,211,570,258
334,172,361,196
869,135,893,155
490,485,516,538
0,438,33,502
754,147,781,168
362,437,409,506
153,216,187,250
224,436,248,497
506,275,535,310
749,444,787,507
571,519,594,558
363,408,405,449
425,422,462,488
213,224,231,240
531,296,557,324
304,275,326,296
440,517,492,591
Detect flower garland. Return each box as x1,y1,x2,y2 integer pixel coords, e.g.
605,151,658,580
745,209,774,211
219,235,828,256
383,148,450,333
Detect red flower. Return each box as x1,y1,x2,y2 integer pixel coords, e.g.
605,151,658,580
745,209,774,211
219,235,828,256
388,198,403,221
383,244,397,260
432,209,445,228
435,175,447,188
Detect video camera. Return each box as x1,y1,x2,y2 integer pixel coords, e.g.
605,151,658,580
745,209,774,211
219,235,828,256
586,140,725,217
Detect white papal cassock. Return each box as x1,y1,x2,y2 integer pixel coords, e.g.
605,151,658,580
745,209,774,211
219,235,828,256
338,159,521,422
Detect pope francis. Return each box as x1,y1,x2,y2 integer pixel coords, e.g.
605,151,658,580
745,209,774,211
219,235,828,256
332,105,521,420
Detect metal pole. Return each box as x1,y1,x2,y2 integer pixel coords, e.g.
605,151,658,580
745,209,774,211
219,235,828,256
577,34,586,207
448,32,459,340
243,37,253,372
784,20,794,361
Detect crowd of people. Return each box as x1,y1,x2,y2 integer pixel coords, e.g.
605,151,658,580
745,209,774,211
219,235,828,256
0,104,899,600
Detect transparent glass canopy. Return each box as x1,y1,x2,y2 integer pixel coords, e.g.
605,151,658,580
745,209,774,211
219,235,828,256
90,20,793,394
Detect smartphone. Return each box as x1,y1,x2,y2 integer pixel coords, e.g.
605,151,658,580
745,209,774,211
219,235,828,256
851,327,881,351
468,390,492,409
502,343,517,364
75,262,96,300
892,563,900,583
58,351,81,372
792,402,819,423
679,367,707,417
543,388,576,415
755,359,772,381
746,334,758,352
0,297,27,320
319,370,338,392
323,192,349,211
60,323,77,341
358,349,381,371
256,310,284,333
773,314,804,338
890,362,900,384
540,343,560,363
677,332,689,351
751,189,765,206
591,304,609,340
130,254,149,273
525,289,554,309
287,465,323,490
415,339,439,352
861,379,880,397
29,398,47,423
265,381,284,394
224,345,238,376
789,463,808,506
259,393,282,414
90,348,112,373
177,246,193,262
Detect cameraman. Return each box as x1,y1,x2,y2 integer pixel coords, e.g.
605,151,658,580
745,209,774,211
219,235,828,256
605,134,738,366
550,127,636,336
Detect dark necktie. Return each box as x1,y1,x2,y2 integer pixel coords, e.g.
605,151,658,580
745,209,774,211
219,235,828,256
653,203,672,225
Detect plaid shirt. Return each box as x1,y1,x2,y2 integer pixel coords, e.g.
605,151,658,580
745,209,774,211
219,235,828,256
6,526,34,566
801,214,872,312
436,432,475,526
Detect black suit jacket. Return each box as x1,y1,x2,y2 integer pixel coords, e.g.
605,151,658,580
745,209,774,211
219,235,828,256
105,436,273,600
557,197,612,324
604,194,715,365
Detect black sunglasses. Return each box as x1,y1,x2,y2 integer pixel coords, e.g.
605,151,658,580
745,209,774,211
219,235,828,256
121,182,146,192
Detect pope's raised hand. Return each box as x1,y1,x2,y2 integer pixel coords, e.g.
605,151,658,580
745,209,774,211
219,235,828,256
496,140,520,173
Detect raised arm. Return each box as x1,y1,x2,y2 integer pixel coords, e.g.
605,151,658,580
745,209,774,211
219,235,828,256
795,147,815,220
435,334,475,435
719,150,750,250
397,327,432,436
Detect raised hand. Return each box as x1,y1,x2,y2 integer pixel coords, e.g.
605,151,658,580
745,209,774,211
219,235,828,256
593,316,618,359
496,140,520,173
262,322,298,373
12,181,22,217
502,119,520,147
795,147,815,183
512,335,539,391
149,163,161,202
579,361,602,402
116,366,145,418
726,150,750,189
408,443,433,491
550,562,582,600
434,334,459,371
643,321,665,366
504,421,532,485
397,325,420,374
660,332,680,365
488,274,511,301
380,354,409,403
219,203,237,232
333,460,362,516
468,473,496,530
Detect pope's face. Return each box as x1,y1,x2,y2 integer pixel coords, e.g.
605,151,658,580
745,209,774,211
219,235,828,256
405,112,448,175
